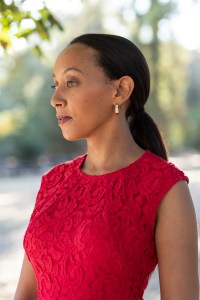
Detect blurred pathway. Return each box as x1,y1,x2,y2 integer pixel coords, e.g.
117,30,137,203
0,175,42,300
0,154,200,300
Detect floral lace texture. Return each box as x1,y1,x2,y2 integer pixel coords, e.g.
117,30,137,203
24,150,188,300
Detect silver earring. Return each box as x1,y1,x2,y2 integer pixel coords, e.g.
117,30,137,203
115,104,119,114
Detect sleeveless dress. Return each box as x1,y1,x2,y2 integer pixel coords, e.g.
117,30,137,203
24,150,188,300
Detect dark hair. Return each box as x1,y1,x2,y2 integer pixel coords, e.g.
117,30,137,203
69,33,168,160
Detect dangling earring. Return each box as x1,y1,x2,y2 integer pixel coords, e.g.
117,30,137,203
115,104,119,114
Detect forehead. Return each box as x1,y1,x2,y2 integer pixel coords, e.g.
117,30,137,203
54,44,99,74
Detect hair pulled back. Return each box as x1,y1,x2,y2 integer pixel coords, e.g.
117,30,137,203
70,33,168,160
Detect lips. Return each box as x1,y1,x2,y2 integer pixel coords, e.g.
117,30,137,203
56,114,72,125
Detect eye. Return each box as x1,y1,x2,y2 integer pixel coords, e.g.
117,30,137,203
66,80,78,88
51,85,57,90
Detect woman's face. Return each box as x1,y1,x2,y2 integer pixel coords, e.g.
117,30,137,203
51,43,117,141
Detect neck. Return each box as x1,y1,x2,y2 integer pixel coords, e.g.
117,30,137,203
82,119,144,175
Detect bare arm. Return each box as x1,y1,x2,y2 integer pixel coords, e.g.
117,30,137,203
14,254,37,300
155,181,199,300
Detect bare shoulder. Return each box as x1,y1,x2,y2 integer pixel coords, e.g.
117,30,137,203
155,181,199,300
157,180,196,226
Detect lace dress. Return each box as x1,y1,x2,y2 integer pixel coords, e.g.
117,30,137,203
24,150,188,299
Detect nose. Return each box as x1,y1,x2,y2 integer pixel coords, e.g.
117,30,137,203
50,90,66,108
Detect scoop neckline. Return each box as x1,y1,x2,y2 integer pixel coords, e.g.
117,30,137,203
77,150,149,178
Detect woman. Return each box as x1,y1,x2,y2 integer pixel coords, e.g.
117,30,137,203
14,34,199,300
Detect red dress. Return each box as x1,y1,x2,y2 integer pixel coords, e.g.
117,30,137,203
24,150,188,299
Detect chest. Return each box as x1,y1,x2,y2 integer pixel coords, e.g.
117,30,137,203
26,177,155,262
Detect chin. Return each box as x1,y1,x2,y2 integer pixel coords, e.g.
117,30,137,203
62,131,85,141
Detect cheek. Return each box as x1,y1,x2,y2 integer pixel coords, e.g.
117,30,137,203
66,84,114,131
83,88,113,114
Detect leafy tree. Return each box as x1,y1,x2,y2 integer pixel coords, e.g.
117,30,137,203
158,41,190,150
119,0,191,149
0,0,63,55
130,0,177,123
185,52,200,149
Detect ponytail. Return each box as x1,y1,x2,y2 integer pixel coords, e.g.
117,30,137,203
127,108,168,161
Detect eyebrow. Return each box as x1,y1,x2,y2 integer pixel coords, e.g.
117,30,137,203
53,67,84,77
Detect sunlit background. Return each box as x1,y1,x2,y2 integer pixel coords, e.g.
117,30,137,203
0,0,200,299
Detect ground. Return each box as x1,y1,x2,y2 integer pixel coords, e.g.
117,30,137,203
0,153,199,300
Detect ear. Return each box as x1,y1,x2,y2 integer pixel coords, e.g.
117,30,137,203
113,76,134,105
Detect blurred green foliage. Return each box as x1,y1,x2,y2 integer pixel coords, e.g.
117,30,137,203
0,51,84,161
185,53,200,149
0,0,63,55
